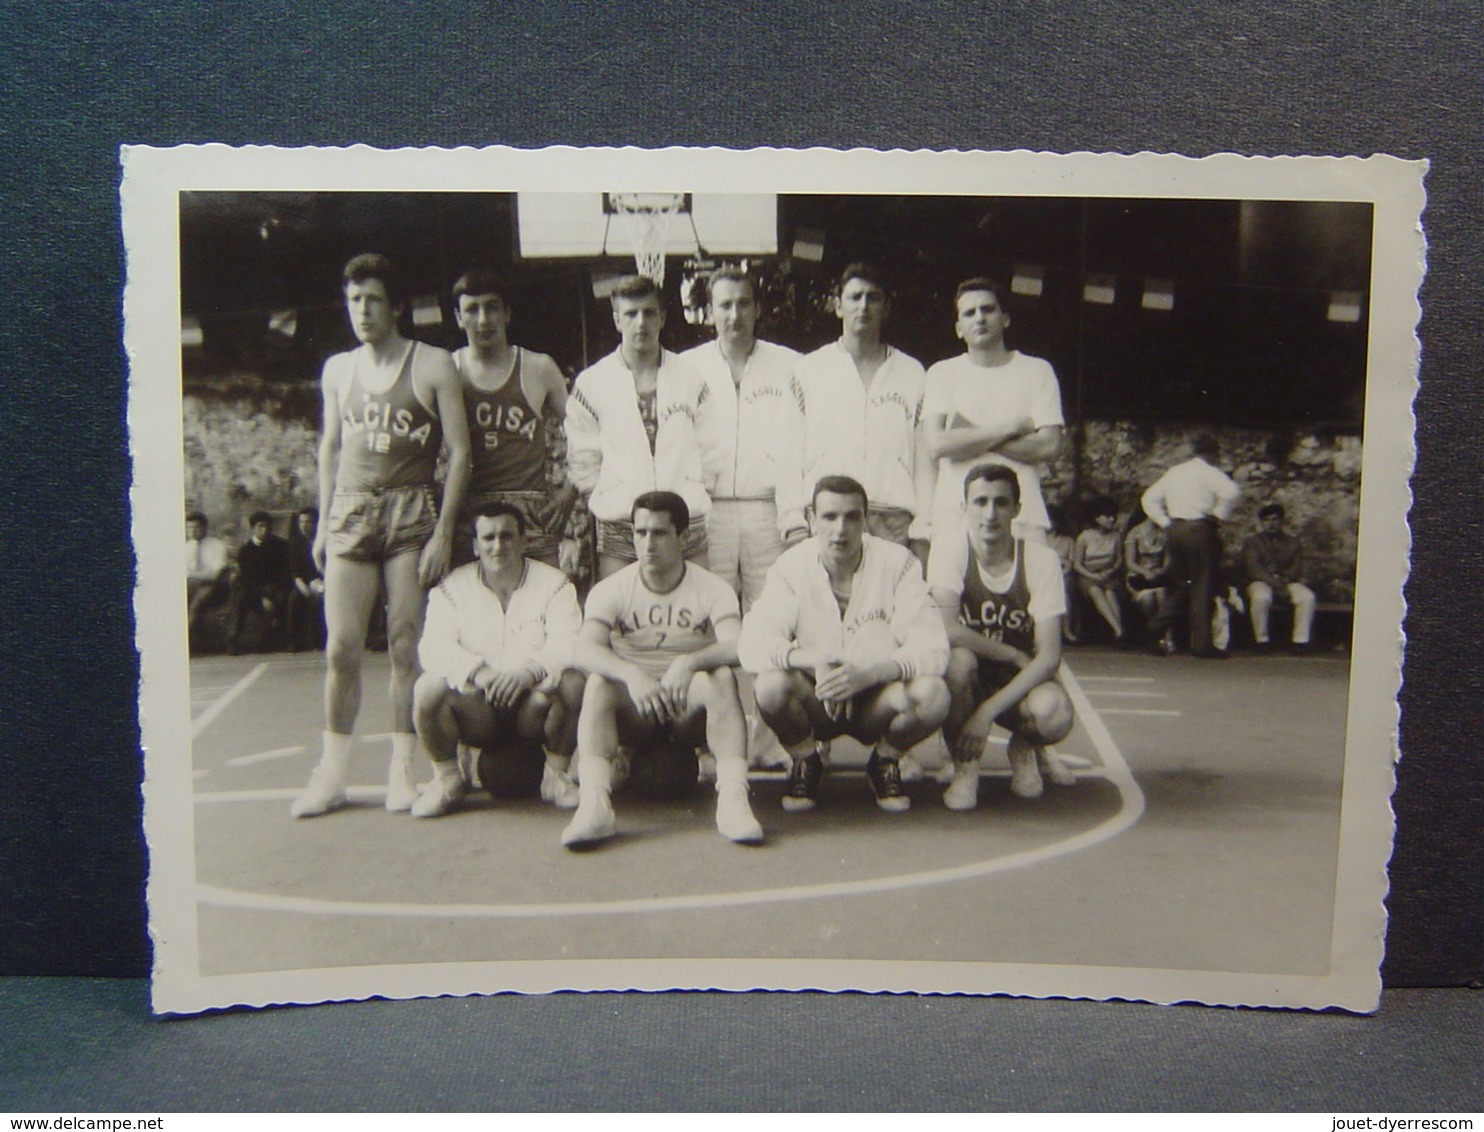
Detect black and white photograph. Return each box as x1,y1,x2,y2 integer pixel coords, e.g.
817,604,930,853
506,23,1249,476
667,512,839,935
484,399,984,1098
125,146,1420,1015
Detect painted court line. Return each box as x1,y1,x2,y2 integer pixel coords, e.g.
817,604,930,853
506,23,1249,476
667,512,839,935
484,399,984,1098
191,663,267,740
1086,689,1168,698
195,665,1146,920
1098,708,1182,717
1074,675,1156,684
225,745,305,768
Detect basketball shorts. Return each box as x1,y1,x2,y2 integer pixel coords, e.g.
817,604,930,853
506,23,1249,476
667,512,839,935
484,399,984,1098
454,489,562,567
975,659,1061,734
326,484,438,563
596,516,709,565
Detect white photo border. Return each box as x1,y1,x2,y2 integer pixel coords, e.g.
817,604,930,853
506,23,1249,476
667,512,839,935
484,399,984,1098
125,145,1423,1015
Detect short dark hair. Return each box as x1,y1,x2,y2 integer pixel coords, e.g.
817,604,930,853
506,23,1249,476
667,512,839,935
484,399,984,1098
963,462,1020,504
452,269,509,308
706,266,756,302
631,490,690,535
295,507,318,524
186,510,208,527
1192,432,1221,462
1087,495,1118,521
342,253,405,307
836,261,889,298
811,475,869,513
248,510,272,529
610,274,663,309
1258,503,1286,521
954,276,1010,311
473,500,527,535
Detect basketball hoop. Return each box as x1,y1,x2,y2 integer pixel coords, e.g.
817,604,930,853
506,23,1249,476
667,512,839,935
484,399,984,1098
606,192,688,286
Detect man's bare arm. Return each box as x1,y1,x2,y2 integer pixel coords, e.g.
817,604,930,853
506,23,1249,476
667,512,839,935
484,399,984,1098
312,359,347,573
421,354,471,586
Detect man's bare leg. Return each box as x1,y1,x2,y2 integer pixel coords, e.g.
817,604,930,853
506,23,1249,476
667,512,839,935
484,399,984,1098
381,550,428,811
291,555,380,817
540,670,586,809
562,674,624,848
689,668,761,844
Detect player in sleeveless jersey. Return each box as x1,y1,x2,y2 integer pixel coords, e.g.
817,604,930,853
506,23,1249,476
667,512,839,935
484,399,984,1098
449,270,577,569
926,463,1076,810
292,254,471,819
561,491,762,850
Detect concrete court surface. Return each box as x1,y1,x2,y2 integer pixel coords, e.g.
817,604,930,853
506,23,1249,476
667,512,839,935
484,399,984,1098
186,645,1349,979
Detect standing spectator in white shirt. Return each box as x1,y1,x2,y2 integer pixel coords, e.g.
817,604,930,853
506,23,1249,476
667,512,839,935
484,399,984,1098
782,264,933,566
923,278,1065,547
1140,434,1242,658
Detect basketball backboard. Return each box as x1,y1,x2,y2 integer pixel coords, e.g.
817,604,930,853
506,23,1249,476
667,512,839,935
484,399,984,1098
515,192,778,259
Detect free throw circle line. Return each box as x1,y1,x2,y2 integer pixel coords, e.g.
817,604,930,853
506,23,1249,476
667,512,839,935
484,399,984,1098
195,666,1144,920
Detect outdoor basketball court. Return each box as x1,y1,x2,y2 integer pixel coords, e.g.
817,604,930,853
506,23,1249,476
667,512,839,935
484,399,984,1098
187,646,1348,980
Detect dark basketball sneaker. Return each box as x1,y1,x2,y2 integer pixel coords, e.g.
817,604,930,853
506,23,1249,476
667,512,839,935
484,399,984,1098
865,751,911,813
782,751,824,813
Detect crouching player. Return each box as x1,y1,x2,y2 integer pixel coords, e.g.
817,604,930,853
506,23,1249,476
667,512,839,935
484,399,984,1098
561,491,762,850
738,476,949,813
929,464,1076,809
410,502,585,818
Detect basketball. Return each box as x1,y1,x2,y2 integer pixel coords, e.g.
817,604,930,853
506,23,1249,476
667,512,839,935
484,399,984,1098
476,739,545,799
626,737,700,802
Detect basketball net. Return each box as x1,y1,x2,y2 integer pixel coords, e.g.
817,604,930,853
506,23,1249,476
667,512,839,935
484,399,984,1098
609,192,685,286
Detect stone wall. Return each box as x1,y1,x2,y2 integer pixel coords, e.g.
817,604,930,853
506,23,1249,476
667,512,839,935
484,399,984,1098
1045,421,1361,602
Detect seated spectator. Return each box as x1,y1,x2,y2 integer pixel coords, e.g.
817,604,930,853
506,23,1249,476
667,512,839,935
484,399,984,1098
1072,496,1124,643
185,510,229,650
1243,503,1317,653
286,508,326,653
1123,506,1174,652
228,511,293,655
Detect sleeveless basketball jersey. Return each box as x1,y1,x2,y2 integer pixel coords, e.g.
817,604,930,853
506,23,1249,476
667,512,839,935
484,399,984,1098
456,348,548,494
960,540,1035,655
336,342,442,491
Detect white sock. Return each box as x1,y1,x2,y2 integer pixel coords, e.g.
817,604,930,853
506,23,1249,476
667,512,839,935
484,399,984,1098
576,754,613,797
714,755,750,792
432,759,462,785
390,732,416,762
321,731,353,770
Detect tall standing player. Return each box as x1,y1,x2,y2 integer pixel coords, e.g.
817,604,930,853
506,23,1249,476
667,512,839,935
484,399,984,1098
739,476,950,813
450,270,577,569
561,491,762,850
782,263,934,565
923,278,1064,547
929,463,1076,809
565,275,712,580
292,254,471,818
